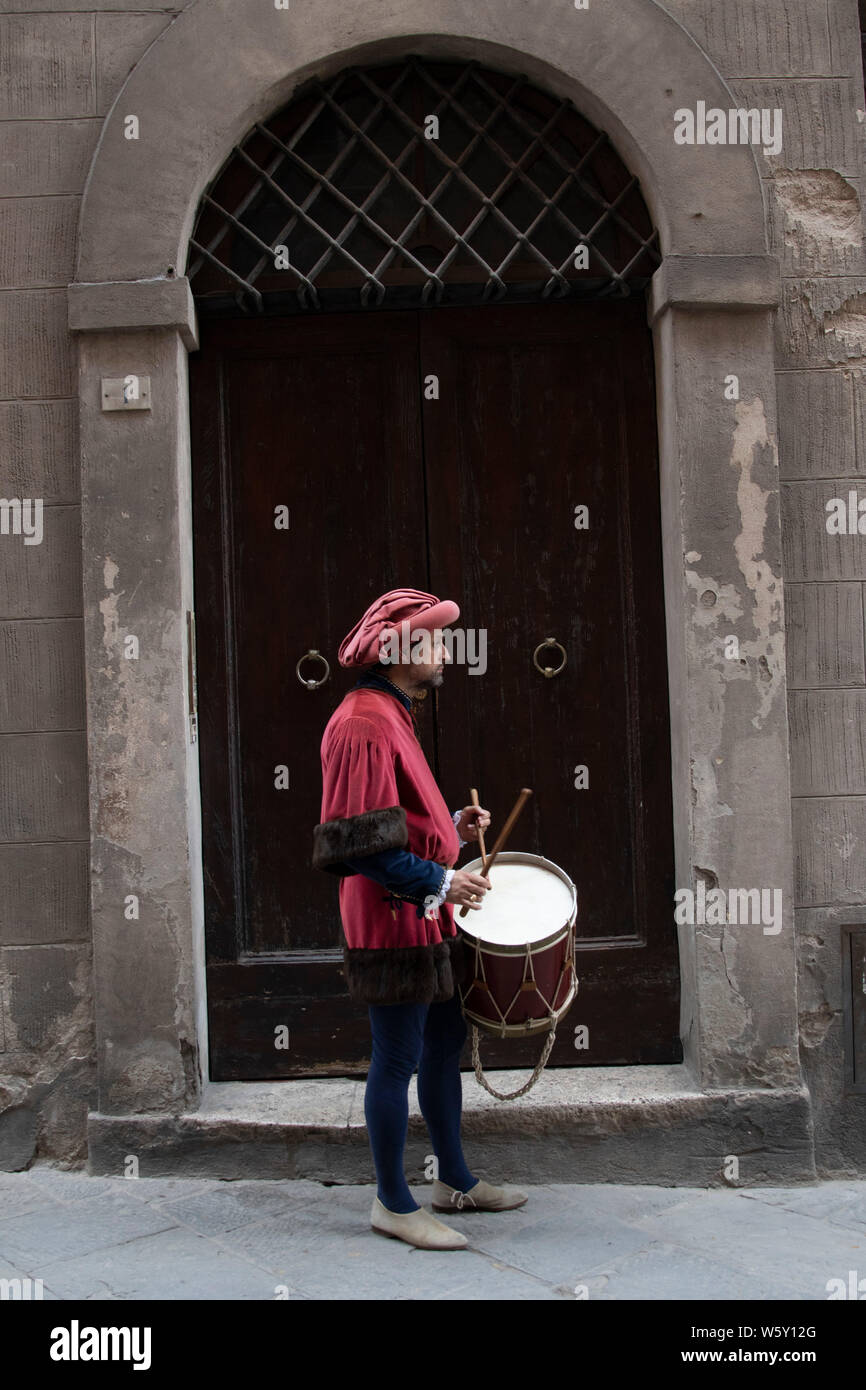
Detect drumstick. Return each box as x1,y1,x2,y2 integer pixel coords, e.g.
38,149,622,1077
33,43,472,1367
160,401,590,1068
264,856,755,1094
459,787,533,918
483,787,533,875
469,787,489,872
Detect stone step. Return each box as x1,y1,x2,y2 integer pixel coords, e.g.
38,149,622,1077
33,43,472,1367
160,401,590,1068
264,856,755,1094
87,1065,817,1186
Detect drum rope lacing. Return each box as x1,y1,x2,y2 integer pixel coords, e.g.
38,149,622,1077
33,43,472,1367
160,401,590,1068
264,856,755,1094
469,933,567,1030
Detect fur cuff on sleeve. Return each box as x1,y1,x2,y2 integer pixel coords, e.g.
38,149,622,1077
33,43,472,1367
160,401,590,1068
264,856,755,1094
312,805,407,875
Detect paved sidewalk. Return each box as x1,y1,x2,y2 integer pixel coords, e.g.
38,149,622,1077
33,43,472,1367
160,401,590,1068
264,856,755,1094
1,1167,865,1300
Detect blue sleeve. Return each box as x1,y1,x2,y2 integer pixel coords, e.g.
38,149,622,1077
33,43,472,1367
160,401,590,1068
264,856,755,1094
341,846,446,903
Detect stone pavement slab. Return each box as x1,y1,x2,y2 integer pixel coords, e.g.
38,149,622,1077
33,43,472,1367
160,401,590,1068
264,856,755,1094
577,1242,808,1301
0,1191,179,1268
0,1176,56,1223
1,1167,865,1300
147,1181,315,1236
31,1226,304,1302
633,1189,866,1299
737,1180,866,1231
436,1203,655,1288
20,1168,217,1205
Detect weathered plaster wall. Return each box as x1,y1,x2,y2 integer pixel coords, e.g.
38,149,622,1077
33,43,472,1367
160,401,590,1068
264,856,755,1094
1,0,865,1169
0,2,178,1166
665,0,866,1168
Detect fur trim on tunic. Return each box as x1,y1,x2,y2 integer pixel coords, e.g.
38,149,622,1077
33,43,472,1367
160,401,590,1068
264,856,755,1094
312,805,407,875
342,933,469,1006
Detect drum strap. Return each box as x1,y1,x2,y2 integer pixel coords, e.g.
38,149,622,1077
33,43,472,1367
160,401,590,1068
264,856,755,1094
470,1024,558,1102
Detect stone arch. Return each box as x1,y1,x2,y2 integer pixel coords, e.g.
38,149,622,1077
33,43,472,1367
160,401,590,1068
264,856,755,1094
75,0,769,286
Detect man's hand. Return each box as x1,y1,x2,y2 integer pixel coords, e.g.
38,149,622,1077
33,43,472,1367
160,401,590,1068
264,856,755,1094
445,869,491,909
456,804,491,842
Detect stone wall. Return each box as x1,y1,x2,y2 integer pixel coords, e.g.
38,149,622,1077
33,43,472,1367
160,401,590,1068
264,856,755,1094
1,0,865,1171
0,2,178,1166
664,0,866,1171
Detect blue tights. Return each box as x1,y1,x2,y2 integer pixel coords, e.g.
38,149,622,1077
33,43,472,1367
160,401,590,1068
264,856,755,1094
365,991,478,1214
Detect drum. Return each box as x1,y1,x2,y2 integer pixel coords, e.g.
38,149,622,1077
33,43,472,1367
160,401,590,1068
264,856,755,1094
457,851,578,1038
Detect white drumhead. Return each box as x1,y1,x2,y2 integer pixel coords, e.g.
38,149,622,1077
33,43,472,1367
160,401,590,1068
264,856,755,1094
463,860,574,945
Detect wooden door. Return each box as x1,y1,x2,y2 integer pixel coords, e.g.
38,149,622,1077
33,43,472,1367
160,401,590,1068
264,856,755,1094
421,301,680,1066
189,299,680,1079
190,311,435,1076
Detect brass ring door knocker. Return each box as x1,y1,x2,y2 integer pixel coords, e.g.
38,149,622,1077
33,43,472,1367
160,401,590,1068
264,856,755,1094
296,649,330,689
532,637,567,679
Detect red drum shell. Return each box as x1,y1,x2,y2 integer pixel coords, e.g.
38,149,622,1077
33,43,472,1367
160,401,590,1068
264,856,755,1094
457,853,578,1038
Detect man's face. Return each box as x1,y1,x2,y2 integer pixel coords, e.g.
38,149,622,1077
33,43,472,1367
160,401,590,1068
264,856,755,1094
411,632,450,689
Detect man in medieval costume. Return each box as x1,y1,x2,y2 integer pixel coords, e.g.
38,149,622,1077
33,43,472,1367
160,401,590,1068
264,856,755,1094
313,588,528,1250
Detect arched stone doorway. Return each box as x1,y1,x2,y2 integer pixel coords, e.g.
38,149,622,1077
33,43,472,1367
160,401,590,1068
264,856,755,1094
185,54,679,1077
68,0,808,1174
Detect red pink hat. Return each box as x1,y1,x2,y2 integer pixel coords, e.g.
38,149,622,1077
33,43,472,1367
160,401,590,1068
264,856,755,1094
338,587,460,667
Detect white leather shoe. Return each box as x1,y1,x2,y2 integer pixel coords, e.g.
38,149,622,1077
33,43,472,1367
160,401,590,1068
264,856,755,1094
432,1178,528,1212
370,1196,468,1250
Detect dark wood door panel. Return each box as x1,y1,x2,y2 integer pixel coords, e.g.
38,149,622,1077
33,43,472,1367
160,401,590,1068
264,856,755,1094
191,311,429,1076
420,301,680,1067
191,300,681,1077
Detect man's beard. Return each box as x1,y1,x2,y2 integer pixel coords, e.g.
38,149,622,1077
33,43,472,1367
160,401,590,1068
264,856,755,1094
414,668,444,692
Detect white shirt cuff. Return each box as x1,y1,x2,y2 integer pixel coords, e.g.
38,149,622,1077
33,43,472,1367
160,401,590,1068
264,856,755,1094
451,809,468,847
423,867,456,916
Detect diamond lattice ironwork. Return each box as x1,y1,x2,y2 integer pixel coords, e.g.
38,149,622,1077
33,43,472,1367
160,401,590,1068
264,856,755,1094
186,56,661,315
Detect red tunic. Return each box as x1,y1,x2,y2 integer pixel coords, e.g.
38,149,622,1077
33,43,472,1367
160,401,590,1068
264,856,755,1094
319,688,461,951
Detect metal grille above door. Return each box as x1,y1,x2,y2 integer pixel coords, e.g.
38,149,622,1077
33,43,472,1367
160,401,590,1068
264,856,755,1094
186,56,661,315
